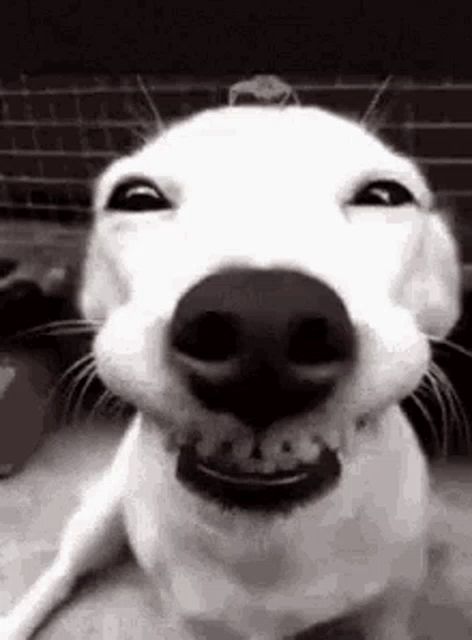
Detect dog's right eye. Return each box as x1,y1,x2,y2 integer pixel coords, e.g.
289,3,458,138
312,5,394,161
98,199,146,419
350,180,416,207
106,179,172,212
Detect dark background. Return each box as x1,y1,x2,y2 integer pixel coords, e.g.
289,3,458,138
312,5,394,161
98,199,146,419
1,3,471,79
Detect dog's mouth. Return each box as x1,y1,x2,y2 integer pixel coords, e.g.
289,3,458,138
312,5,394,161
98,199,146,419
176,441,342,512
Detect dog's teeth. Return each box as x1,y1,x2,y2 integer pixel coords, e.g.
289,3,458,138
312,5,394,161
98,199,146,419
237,458,281,475
241,458,259,473
261,458,276,474
323,432,341,451
192,429,332,477
196,438,216,459
232,437,253,461
297,440,321,464
277,456,298,471
252,458,274,474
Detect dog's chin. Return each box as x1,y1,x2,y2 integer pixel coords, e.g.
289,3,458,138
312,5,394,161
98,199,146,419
175,441,342,514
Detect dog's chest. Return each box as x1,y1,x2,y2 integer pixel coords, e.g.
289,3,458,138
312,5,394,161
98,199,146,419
151,521,391,639
155,531,326,638
126,494,396,638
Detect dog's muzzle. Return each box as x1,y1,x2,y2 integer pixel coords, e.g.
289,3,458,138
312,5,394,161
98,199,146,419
170,267,356,429
169,268,354,511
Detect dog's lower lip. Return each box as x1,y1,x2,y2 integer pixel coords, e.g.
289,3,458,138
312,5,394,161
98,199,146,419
196,461,308,487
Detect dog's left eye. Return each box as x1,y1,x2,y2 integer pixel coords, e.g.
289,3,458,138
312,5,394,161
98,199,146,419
350,180,415,206
106,179,172,212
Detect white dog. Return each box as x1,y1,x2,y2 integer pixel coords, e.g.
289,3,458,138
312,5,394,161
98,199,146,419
0,105,461,639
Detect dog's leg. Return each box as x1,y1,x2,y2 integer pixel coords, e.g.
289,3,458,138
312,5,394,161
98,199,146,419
0,426,137,640
0,478,125,640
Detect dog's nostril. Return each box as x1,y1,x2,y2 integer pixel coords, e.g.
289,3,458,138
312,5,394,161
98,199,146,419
287,316,353,366
171,310,240,362
287,317,330,364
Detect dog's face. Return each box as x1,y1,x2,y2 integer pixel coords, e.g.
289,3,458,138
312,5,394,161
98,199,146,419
81,106,460,515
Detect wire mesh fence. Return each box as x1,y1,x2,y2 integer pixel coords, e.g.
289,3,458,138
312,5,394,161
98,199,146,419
1,74,472,264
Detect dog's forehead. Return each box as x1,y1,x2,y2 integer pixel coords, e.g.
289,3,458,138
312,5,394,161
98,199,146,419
144,106,400,170
160,106,381,147
96,106,427,208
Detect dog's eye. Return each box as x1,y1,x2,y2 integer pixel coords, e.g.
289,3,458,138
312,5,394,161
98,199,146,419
106,179,172,212
351,180,415,206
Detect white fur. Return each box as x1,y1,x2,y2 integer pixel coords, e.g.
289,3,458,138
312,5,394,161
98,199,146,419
0,106,461,639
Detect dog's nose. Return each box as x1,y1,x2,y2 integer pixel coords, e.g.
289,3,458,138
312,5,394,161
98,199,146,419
169,268,356,430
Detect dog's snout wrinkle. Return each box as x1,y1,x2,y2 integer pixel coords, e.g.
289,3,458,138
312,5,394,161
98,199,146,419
169,268,356,430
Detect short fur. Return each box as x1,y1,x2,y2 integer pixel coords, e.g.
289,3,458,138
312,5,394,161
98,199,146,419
0,106,462,639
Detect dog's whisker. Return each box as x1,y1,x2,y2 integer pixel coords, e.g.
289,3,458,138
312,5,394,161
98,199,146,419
423,368,449,428
429,364,463,454
410,374,448,455
135,74,165,134
419,362,471,456
10,319,98,342
63,361,97,424
92,386,131,423
38,327,96,338
110,401,132,422
410,390,448,457
416,372,448,455
46,352,96,410
88,388,116,422
426,337,472,453
430,362,471,454
70,364,100,426
430,336,472,361
59,357,97,424
123,99,153,145
99,393,130,423
360,74,393,127
427,364,461,451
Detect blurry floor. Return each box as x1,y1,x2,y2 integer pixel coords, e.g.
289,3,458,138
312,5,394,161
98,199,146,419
0,418,471,638
0,418,167,638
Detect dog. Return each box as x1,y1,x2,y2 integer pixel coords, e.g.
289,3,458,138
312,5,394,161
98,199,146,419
0,104,462,639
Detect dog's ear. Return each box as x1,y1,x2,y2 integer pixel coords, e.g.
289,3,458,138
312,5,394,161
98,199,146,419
400,212,461,338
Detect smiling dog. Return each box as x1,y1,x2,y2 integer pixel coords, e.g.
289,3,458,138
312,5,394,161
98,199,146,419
0,105,461,639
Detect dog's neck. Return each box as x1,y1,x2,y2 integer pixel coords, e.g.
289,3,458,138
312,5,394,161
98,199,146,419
127,407,431,631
